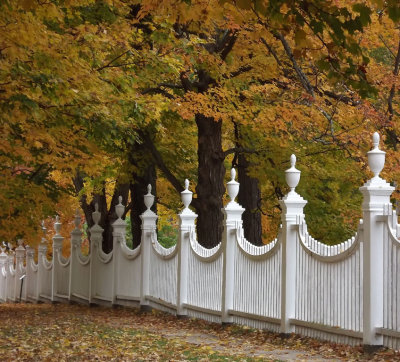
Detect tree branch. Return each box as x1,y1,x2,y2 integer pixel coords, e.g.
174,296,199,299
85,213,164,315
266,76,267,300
223,147,258,158
96,51,130,71
274,32,315,97
141,87,175,99
141,131,200,210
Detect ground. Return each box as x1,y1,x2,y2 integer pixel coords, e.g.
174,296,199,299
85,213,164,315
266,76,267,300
0,303,399,361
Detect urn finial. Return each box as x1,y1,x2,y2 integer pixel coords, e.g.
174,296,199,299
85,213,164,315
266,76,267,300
181,179,193,209
227,168,239,202
41,220,47,244
285,154,301,193
115,195,125,219
372,132,380,149
54,215,61,236
290,154,296,168
92,203,101,225
41,220,47,236
144,184,155,210
367,132,385,180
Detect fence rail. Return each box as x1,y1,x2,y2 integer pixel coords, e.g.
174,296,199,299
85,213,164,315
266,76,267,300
1,132,400,349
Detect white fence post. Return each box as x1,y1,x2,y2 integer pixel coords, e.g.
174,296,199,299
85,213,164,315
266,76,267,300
6,252,14,301
15,240,25,302
52,216,64,302
112,196,126,305
359,132,394,347
37,225,48,302
69,209,82,301
140,185,157,309
25,246,37,302
279,154,307,334
89,204,104,304
0,248,7,302
177,180,197,317
222,169,244,323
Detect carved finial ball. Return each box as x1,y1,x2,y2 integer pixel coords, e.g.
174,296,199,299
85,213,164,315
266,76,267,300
95,203,99,212
231,168,236,181
372,132,380,148
184,179,189,190
290,154,296,168
147,184,152,194
18,239,23,246
118,195,122,204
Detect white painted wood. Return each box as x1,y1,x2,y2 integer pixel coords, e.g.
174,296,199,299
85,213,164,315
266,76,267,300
15,240,26,301
52,217,69,302
359,133,394,346
25,246,38,302
69,213,90,303
222,168,243,323
112,196,127,305
177,180,197,316
139,185,158,308
5,132,400,349
280,155,307,333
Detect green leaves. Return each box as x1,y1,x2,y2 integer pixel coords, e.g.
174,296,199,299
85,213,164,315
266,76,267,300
352,3,372,26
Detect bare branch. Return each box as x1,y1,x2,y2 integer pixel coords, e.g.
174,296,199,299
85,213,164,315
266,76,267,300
96,51,130,71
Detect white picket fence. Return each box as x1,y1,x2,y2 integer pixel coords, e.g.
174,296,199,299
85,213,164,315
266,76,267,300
1,132,400,349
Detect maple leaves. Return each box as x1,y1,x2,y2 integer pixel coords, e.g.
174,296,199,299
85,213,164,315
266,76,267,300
1,0,400,247
1,303,400,360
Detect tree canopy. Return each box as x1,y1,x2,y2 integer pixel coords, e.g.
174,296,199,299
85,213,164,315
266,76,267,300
1,0,400,248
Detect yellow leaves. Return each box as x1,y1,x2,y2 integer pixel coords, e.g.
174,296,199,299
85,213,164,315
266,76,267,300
18,0,35,11
294,29,308,48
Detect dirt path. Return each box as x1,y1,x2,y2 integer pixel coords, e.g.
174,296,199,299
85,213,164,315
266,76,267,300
0,303,398,361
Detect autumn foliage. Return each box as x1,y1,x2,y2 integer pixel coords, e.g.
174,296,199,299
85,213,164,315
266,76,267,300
1,0,400,249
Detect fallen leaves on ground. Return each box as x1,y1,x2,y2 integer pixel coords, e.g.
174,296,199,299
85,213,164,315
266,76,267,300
0,303,398,361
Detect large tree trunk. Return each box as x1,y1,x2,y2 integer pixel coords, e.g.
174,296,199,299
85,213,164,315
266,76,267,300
130,164,157,249
237,153,263,246
195,114,225,248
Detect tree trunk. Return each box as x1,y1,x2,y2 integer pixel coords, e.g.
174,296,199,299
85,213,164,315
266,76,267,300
237,153,263,245
73,173,129,253
195,114,225,248
130,164,157,249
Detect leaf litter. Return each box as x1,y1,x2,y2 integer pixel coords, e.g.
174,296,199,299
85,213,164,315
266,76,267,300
0,303,399,361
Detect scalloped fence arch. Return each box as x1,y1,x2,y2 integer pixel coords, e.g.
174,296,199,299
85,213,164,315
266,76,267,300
2,132,400,350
